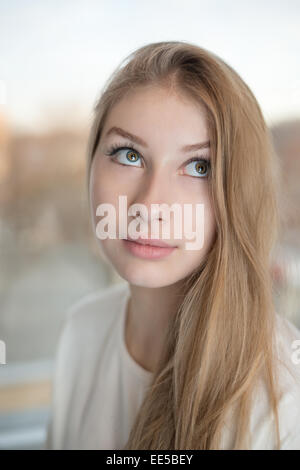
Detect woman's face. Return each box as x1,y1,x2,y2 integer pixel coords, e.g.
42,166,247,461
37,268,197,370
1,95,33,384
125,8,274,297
89,85,217,288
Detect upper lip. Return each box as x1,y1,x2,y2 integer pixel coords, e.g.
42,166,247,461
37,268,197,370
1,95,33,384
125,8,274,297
126,236,177,248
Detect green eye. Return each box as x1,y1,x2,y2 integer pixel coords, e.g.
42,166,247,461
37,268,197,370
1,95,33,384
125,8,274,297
184,158,210,178
107,145,142,167
124,150,140,164
106,143,211,178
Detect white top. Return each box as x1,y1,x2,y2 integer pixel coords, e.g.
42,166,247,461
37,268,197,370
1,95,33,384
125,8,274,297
44,281,300,450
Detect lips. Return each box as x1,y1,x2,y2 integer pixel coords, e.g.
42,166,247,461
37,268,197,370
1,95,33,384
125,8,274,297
126,236,177,248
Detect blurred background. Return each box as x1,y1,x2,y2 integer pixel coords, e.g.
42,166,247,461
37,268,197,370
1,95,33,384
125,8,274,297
0,0,299,449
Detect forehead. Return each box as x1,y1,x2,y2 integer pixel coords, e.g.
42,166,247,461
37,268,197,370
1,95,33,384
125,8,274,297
102,86,209,144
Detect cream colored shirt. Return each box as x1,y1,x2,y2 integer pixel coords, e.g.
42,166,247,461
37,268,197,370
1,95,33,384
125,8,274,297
44,281,300,449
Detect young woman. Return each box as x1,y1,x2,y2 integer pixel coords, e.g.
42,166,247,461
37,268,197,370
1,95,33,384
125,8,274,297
46,41,300,450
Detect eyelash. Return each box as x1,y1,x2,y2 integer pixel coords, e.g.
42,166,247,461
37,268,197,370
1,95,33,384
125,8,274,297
104,141,211,178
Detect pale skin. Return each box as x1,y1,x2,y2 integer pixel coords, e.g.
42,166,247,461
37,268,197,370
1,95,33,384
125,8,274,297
89,85,217,373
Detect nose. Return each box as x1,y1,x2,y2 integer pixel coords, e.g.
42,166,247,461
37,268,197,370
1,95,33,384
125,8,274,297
130,172,170,224
135,205,162,223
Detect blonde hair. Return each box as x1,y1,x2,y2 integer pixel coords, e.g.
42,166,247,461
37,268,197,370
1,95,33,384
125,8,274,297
86,41,283,449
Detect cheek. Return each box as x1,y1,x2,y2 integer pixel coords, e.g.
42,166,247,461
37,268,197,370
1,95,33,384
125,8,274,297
89,161,121,214
199,199,216,257
183,187,216,242
203,197,216,241
179,199,216,275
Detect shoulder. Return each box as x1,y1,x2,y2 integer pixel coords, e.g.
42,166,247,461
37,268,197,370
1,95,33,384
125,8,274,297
250,313,300,449
273,313,300,449
65,281,129,339
52,280,130,397
45,281,130,449
274,312,300,394
54,281,129,368
221,313,300,450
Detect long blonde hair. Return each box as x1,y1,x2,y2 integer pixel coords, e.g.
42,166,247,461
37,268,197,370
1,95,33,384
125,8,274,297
86,41,283,449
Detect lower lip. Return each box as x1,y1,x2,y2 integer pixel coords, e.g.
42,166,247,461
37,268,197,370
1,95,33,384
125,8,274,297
122,239,177,259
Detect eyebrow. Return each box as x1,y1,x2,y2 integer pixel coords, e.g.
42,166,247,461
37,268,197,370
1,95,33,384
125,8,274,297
104,126,210,152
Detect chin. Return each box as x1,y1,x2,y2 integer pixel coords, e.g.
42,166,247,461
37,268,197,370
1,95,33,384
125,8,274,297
115,262,180,289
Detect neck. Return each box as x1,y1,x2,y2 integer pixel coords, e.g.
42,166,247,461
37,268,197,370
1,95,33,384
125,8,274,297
125,280,186,373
